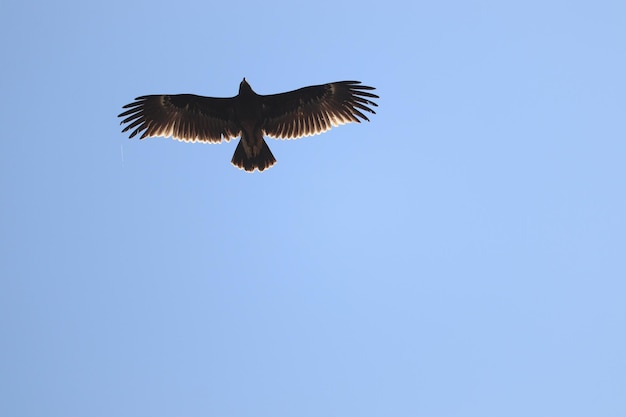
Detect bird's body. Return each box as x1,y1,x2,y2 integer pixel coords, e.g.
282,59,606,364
118,79,378,172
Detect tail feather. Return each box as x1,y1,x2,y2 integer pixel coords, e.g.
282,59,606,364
231,133,277,172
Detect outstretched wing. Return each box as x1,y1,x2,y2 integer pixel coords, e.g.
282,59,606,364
260,81,378,140
118,95,240,143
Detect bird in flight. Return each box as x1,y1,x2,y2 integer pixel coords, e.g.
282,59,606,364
118,79,378,172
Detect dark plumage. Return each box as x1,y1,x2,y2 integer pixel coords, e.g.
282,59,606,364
118,79,378,172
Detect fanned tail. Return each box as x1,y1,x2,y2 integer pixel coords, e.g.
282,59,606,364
231,132,277,172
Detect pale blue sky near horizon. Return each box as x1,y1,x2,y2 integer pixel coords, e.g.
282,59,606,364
1,0,625,416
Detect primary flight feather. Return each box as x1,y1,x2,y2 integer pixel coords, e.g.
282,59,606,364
118,79,378,172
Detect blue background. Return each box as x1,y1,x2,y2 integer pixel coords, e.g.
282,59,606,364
2,0,625,416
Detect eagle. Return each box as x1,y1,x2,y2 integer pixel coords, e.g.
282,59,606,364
118,79,378,172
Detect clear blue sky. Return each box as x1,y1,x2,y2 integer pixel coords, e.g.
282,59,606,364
2,0,625,416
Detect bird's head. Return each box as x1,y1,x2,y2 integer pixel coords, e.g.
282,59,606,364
239,77,253,95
